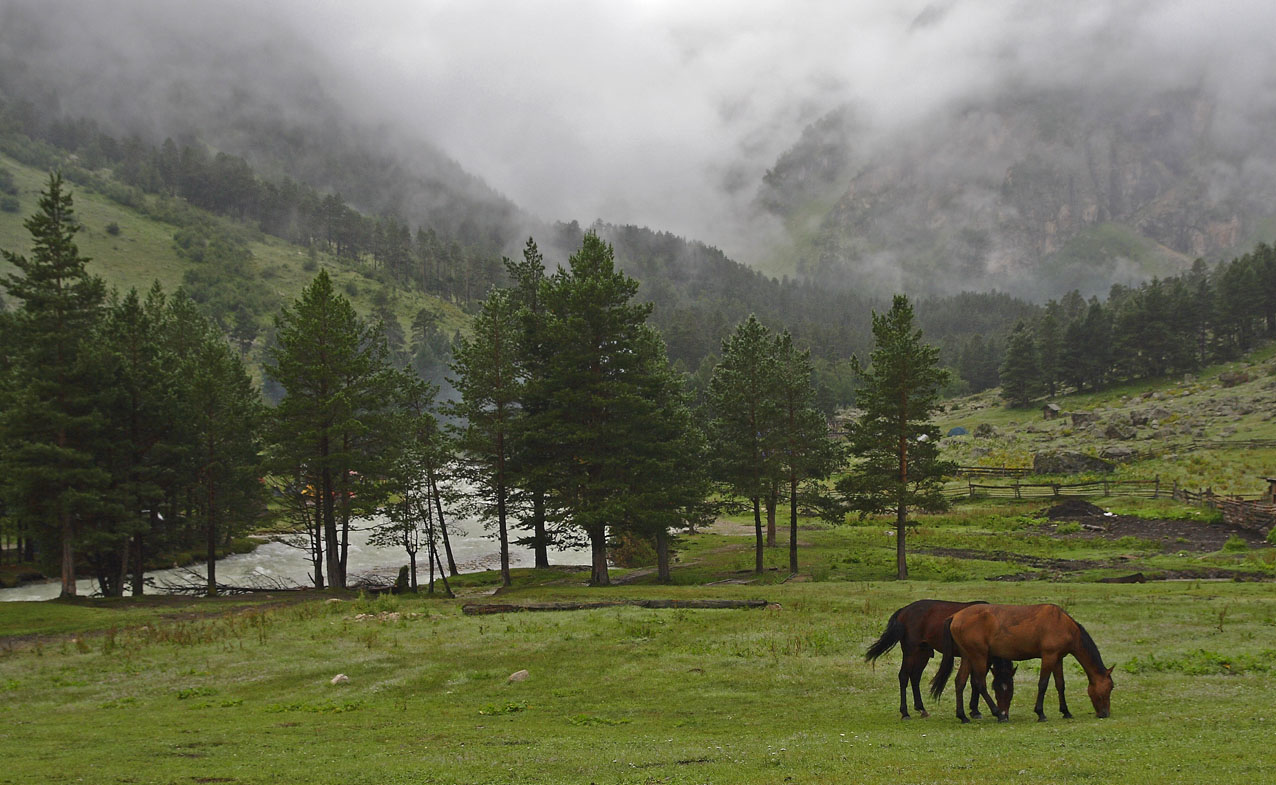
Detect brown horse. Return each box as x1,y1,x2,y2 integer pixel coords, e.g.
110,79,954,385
929,603,1114,723
865,599,1015,720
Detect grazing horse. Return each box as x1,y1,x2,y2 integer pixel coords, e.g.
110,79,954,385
865,599,1015,720
929,603,1115,723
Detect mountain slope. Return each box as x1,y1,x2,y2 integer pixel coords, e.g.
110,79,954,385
760,86,1276,299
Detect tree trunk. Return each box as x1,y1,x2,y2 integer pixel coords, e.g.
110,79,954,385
656,529,671,583
206,477,218,597
752,495,764,573
789,474,799,574
131,530,145,596
896,502,908,580
766,486,777,547
589,526,610,586
59,509,76,598
428,466,458,576
532,491,549,569
497,433,511,587
321,463,340,589
407,548,418,591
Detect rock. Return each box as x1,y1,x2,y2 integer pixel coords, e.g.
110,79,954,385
1071,412,1099,427
1103,423,1136,440
324,598,345,604
1220,371,1251,388
1100,446,1136,462
508,669,530,683
1149,407,1172,421
1129,411,1149,427
973,423,999,438
1032,451,1115,475
331,674,350,685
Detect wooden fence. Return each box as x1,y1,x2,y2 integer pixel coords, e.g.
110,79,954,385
1189,440,1276,450
954,466,1033,479
1173,485,1276,533
951,477,1161,500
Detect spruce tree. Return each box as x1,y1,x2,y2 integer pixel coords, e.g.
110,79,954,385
707,315,782,574
999,321,1041,408
449,289,523,587
0,173,107,596
837,295,954,580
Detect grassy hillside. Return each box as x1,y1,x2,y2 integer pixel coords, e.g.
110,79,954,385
0,153,470,372
937,342,1276,497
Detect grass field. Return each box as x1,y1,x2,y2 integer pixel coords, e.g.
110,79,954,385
3,508,1274,785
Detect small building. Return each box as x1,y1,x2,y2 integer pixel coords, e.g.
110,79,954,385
1042,403,1061,420
1265,478,1276,504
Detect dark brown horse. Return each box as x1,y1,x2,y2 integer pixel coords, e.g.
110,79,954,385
929,603,1115,723
866,599,1015,720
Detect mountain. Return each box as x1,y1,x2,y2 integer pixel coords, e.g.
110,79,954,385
759,86,1276,299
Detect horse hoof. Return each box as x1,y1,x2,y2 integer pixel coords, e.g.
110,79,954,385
997,714,1009,723
901,714,911,720
1062,713,1074,720
959,717,970,724
970,711,982,719
919,710,930,719
1037,715,1047,723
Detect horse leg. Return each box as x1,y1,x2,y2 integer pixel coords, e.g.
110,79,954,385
898,658,912,719
1053,659,1073,719
968,654,1005,722
954,658,971,724
968,663,982,719
911,648,932,718
1034,655,1058,722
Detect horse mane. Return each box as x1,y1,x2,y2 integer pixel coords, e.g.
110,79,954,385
1075,622,1107,671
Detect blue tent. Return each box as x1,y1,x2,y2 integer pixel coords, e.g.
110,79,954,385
947,426,968,437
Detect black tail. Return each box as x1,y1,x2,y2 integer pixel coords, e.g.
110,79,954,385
928,618,957,699
864,610,905,662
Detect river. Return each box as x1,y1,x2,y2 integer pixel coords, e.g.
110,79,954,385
0,514,588,601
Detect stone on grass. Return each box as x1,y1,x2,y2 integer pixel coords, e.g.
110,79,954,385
508,669,530,683
331,674,350,685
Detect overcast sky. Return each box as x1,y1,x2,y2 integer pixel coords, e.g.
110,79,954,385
8,0,1276,262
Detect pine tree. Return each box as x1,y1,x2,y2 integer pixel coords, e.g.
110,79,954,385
527,232,697,586
0,173,107,596
267,270,388,589
837,295,955,580
772,331,838,574
449,289,522,587
999,321,1041,408
707,315,782,574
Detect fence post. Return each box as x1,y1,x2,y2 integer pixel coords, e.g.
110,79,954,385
1052,483,1060,498
1014,480,1021,500
1103,480,1110,497
1154,476,1160,499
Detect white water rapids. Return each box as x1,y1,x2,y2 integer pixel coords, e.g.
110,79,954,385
0,513,588,602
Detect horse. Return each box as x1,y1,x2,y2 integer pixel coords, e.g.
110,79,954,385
865,599,1015,720
928,603,1115,723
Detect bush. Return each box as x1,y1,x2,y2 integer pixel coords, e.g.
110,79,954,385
1223,534,1249,552
0,195,18,213
105,221,121,236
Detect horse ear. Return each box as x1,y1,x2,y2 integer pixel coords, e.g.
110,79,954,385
1106,665,1115,676
1011,665,1018,675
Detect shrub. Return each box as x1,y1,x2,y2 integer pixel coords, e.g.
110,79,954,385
0,195,18,213
105,221,121,236
1223,534,1249,552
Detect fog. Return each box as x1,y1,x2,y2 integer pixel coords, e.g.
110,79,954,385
3,0,1275,273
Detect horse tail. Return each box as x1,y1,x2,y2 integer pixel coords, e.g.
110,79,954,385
928,618,956,699
864,609,905,662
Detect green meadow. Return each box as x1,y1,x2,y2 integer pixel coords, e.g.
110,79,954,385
3,508,1274,785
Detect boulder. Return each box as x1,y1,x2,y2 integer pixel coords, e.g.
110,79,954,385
1104,423,1136,440
508,669,530,683
331,674,350,685
1220,371,1251,388
1071,412,1099,427
973,423,999,438
1100,446,1137,462
1032,451,1115,475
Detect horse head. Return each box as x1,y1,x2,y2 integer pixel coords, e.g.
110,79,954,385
1087,665,1115,718
992,662,1016,717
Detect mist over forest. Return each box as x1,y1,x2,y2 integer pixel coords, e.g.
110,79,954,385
5,0,1276,304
